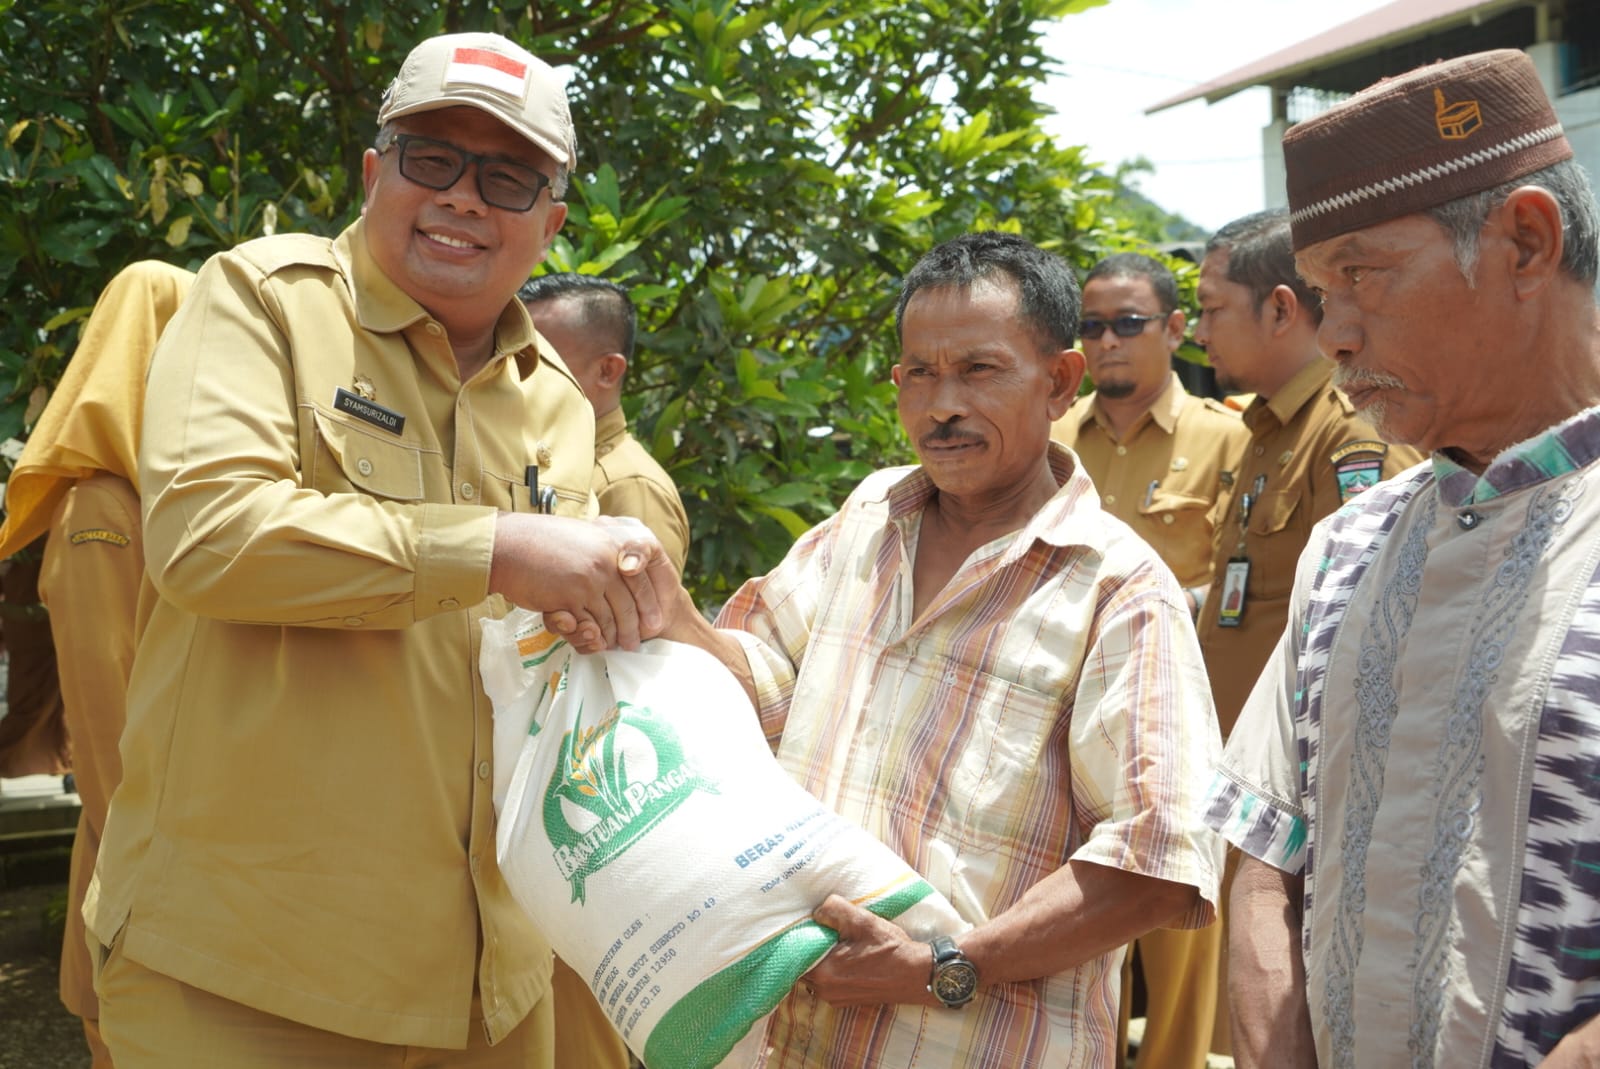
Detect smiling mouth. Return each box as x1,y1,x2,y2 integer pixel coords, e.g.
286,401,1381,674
422,230,481,250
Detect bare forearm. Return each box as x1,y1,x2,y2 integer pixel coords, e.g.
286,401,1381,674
1229,854,1315,1068
964,860,1199,985
656,585,760,706
804,860,1201,1008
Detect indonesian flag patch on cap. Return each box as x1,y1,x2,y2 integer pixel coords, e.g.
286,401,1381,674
443,46,530,99
378,32,577,170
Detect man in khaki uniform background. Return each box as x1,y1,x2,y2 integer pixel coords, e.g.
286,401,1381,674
0,259,194,1067
1052,252,1246,1069
86,32,676,1068
1194,209,1422,736
1190,207,1422,1057
518,272,689,1068
521,274,690,575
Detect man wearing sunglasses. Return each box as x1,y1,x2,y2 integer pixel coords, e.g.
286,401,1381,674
85,32,674,1068
1053,253,1248,620
1052,253,1247,1069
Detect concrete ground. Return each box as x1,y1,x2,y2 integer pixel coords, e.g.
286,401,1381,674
0,774,89,1069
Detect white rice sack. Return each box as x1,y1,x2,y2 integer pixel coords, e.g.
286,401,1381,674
481,609,968,1069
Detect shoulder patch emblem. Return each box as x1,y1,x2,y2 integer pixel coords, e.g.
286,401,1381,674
69,528,131,547
1331,439,1389,502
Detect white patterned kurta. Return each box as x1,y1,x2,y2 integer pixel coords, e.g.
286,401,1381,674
1207,407,1600,1068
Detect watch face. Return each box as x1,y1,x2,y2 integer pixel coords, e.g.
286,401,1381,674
933,960,979,1006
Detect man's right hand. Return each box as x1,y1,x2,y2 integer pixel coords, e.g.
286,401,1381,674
488,513,677,652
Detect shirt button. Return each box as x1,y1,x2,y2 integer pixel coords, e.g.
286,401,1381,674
426,321,444,336
1457,510,1481,530
439,597,460,610
356,458,373,476
1104,494,1116,505
477,761,491,780
461,482,475,500
1253,445,1265,457
343,617,363,627
1115,445,1127,456
1162,513,1175,525
469,854,481,875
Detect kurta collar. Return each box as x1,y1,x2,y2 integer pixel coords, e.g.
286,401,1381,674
1434,402,1600,506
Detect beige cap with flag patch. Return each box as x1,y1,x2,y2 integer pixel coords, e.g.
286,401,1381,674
378,32,577,171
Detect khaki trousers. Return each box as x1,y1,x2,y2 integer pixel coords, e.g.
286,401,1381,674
98,944,553,1069
1127,923,1223,1069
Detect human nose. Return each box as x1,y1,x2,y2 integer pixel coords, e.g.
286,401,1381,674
435,161,490,215
1192,312,1209,349
1316,298,1362,363
927,373,968,422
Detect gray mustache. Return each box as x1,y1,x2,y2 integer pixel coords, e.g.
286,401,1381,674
1334,367,1407,392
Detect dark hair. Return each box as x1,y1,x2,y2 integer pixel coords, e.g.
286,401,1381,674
517,274,637,360
1426,158,1600,286
1206,209,1323,325
1084,252,1179,314
894,231,1080,351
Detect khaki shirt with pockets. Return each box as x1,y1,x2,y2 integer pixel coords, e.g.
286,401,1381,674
593,405,690,575
87,220,595,1048
1053,373,1250,589
1196,359,1422,736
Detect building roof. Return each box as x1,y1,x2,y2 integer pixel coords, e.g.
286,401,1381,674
1145,0,1520,113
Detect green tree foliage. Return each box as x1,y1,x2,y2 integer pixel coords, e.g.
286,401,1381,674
1,0,1192,605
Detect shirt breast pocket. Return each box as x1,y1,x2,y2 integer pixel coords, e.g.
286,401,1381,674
310,410,426,501
1245,488,1302,600
1140,489,1213,534
882,660,1067,858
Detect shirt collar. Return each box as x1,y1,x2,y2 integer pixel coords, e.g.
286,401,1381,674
1433,402,1600,505
878,441,1109,560
595,406,628,450
337,219,538,373
1246,358,1332,429
1081,372,1185,437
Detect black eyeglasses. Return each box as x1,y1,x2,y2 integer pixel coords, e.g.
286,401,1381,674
381,133,553,212
1078,313,1168,340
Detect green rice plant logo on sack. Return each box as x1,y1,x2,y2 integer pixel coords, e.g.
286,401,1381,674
545,699,715,902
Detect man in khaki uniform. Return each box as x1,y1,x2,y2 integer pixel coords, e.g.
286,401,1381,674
519,274,688,1068
1195,210,1421,736
86,33,676,1068
0,260,194,1068
521,275,690,574
1053,253,1247,612
1191,208,1421,1057
1053,253,1246,1069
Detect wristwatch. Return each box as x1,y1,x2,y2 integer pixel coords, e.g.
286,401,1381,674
927,935,978,1008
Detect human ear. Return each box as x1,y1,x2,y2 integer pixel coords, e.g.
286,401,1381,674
1499,186,1563,297
1046,349,1086,420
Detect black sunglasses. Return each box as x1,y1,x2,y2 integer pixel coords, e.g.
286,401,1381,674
382,133,553,212
1078,313,1168,340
